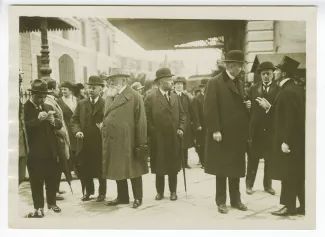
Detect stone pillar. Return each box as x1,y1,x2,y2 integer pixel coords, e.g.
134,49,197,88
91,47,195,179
244,21,275,82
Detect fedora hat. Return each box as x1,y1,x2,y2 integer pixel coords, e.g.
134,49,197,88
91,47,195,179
86,75,104,86
154,68,174,82
223,50,246,63
257,61,275,72
106,68,130,80
28,79,49,94
174,76,187,84
131,82,144,91
275,55,300,76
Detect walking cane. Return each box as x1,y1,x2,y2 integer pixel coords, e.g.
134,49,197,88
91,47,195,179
178,135,188,198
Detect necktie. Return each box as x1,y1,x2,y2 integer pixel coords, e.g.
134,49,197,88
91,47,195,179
263,83,270,97
164,93,170,103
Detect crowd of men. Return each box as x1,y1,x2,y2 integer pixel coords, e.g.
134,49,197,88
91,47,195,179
19,50,306,219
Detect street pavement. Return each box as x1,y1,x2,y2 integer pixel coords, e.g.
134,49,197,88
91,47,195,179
14,148,305,229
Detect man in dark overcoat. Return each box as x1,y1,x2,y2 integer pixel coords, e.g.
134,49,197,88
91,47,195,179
24,79,63,218
203,50,251,214
192,84,206,168
101,71,148,209
173,76,197,168
145,68,186,201
245,61,280,195
256,56,305,216
71,76,107,202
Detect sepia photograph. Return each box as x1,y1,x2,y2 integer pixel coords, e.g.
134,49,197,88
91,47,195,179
6,5,317,230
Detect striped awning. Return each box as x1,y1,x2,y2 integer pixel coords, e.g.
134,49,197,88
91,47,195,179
19,17,79,33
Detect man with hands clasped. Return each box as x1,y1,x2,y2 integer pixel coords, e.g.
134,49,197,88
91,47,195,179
204,50,251,214
256,56,305,216
71,76,107,202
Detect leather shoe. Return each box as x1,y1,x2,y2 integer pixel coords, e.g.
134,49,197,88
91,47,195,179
81,194,91,201
155,193,164,200
132,199,142,208
265,188,276,195
297,206,305,215
58,190,66,195
96,194,106,202
26,208,44,218
106,198,129,206
271,206,297,216
48,205,61,213
185,164,191,169
218,204,228,214
231,203,248,211
246,187,253,195
170,192,178,201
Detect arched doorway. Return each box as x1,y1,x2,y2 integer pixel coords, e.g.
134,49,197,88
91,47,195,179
59,54,75,83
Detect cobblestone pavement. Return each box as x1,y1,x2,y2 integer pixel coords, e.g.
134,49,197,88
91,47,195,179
12,148,305,229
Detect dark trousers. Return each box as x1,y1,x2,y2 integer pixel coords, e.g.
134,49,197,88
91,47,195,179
195,145,205,166
280,179,305,209
116,176,143,201
27,160,59,209
156,174,177,194
246,156,272,189
215,176,241,206
84,177,107,196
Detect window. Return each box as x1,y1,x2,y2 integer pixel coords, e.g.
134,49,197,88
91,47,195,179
83,66,88,83
107,36,111,56
95,29,100,52
37,55,41,78
81,21,86,46
62,30,69,40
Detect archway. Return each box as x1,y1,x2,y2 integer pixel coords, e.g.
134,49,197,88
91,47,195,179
58,54,75,83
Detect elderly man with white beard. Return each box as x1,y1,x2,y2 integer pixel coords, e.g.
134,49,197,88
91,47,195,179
99,71,148,209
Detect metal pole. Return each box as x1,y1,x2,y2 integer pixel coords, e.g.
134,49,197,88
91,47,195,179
40,17,52,80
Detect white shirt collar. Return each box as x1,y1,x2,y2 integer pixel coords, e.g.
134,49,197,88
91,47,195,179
47,94,55,100
29,99,41,109
118,85,127,95
159,88,168,96
90,96,99,104
175,90,182,96
279,78,291,87
226,70,236,80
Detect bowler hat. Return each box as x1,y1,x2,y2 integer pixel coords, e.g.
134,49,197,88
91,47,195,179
174,76,187,84
86,75,104,86
154,68,174,82
106,68,130,80
223,50,246,63
275,55,300,76
131,82,144,91
28,79,49,94
257,61,275,72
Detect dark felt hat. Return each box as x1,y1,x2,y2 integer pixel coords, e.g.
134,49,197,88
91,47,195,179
60,81,75,90
154,68,174,82
275,55,300,76
223,50,246,63
174,76,187,84
86,75,104,86
257,61,275,72
28,79,49,94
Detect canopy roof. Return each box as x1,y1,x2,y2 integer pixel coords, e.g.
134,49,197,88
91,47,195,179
19,17,79,33
251,53,306,73
108,19,244,50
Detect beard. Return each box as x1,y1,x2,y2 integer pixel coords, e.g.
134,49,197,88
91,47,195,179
107,86,119,97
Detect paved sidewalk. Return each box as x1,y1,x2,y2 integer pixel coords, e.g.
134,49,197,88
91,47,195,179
14,148,304,229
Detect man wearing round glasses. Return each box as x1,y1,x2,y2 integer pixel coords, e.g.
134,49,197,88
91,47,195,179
245,61,280,196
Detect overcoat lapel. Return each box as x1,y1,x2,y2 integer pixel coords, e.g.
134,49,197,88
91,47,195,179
257,83,263,96
104,86,132,116
170,93,177,108
274,79,292,104
157,89,172,112
92,98,104,116
58,98,74,116
84,99,93,116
